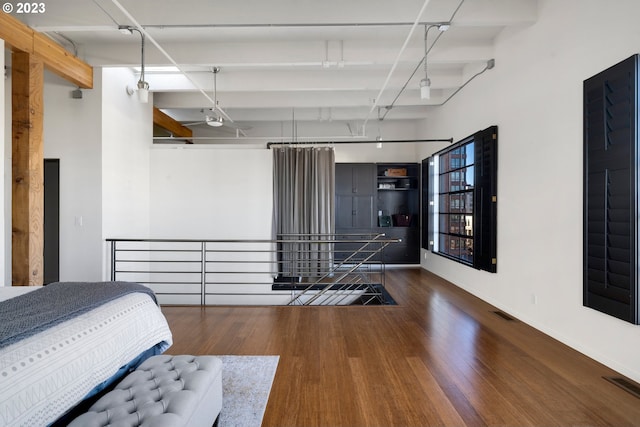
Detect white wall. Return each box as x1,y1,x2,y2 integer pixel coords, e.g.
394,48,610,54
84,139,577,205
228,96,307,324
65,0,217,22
149,146,274,304
335,142,419,163
333,117,425,162
42,72,103,281
101,67,153,242
150,146,273,239
419,0,640,382
149,117,423,238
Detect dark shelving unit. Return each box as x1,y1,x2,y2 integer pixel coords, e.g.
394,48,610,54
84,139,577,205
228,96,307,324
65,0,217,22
335,162,420,264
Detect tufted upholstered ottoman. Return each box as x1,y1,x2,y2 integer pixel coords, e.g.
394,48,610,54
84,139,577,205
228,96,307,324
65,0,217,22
68,355,223,427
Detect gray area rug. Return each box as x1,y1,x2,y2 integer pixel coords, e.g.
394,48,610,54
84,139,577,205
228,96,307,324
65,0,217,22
218,355,279,427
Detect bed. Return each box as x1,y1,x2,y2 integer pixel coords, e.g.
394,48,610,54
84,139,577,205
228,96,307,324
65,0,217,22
0,281,173,427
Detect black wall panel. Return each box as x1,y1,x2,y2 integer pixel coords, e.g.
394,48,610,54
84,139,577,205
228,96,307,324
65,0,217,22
583,54,639,324
473,126,498,273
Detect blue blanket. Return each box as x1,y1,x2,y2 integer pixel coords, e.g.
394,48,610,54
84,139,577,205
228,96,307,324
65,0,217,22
0,281,157,350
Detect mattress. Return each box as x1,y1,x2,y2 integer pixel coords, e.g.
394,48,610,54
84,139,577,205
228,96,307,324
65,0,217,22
0,287,173,427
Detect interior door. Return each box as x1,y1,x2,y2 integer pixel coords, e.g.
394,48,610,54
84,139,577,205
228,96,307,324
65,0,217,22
44,159,60,284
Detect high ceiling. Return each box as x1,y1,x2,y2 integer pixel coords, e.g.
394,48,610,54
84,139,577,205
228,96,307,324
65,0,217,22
12,0,538,141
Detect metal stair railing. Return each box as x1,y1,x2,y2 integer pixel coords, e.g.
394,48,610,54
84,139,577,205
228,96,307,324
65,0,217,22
107,234,399,306
285,233,397,305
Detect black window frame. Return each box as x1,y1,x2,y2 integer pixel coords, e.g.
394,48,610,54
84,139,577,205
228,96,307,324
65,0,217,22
437,137,476,265
423,125,498,272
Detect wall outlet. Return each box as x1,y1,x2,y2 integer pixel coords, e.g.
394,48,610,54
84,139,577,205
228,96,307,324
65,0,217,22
531,293,538,305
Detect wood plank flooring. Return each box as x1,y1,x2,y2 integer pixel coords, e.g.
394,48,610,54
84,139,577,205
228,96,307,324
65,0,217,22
161,268,640,426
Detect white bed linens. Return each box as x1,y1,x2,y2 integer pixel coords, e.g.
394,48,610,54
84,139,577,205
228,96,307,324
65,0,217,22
0,292,173,427
0,286,41,302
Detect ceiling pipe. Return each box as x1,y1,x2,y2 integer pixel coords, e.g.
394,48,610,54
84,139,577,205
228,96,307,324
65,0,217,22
153,135,369,142
380,24,439,120
434,59,495,106
141,21,466,30
381,0,466,121
266,138,453,149
109,0,246,135
154,135,452,143
151,136,454,148
361,0,433,135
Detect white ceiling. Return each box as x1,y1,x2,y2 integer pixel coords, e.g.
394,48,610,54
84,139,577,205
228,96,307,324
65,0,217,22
13,0,538,140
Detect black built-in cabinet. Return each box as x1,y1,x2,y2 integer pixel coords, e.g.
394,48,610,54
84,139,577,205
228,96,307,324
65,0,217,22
335,163,376,229
335,162,420,264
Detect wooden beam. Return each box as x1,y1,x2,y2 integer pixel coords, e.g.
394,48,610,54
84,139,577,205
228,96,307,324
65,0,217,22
12,51,44,286
0,11,33,52
153,107,193,139
33,32,93,89
0,13,93,89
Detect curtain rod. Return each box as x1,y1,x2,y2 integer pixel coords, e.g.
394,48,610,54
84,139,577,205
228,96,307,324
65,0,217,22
266,138,453,149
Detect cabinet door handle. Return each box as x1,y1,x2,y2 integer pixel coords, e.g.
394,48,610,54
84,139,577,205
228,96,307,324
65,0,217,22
352,210,357,215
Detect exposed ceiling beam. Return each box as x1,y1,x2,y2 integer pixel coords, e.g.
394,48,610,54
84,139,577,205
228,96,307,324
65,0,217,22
153,107,193,139
23,0,536,30
154,90,436,110
77,39,494,68
0,12,93,88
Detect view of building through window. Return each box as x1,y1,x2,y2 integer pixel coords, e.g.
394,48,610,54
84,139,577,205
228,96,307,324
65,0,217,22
434,139,475,264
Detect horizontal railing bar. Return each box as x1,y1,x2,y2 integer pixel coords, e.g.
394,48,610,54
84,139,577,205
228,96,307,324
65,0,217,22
133,282,202,285
204,249,381,253
116,260,204,263
204,260,330,264
108,234,387,242
145,284,379,290
115,249,202,253
277,233,384,236
117,248,385,255
203,271,371,275
117,272,379,277
206,283,275,286
153,292,201,295
115,270,203,274
203,293,293,297
110,238,399,244
117,261,382,267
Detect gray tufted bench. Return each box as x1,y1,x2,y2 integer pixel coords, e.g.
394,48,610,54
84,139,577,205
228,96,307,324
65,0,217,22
68,355,223,427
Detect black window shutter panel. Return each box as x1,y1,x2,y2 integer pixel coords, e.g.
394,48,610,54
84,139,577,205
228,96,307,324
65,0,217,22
421,157,430,250
473,125,498,272
583,54,639,324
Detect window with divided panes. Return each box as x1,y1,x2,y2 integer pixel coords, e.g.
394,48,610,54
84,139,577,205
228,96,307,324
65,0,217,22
438,141,475,263
424,126,497,272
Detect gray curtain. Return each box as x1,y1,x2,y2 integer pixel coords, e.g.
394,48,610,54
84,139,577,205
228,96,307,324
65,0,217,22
273,147,335,278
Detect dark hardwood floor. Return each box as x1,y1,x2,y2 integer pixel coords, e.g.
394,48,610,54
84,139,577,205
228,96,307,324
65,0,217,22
161,268,640,426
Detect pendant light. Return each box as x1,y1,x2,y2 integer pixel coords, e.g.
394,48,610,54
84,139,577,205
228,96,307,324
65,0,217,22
207,67,223,126
420,24,430,100
119,25,149,103
136,29,149,103
420,24,449,100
